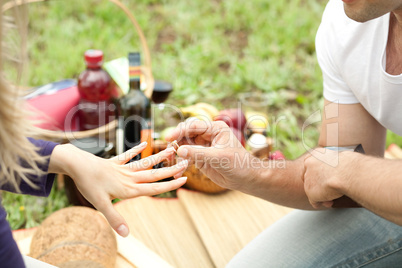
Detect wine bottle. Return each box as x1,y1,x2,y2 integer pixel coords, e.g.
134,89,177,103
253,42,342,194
118,52,152,160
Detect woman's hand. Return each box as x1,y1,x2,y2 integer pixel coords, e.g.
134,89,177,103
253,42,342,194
49,142,188,237
165,119,261,191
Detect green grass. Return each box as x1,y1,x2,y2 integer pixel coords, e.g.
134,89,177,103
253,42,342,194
4,0,326,157
1,179,69,230
2,0,401,229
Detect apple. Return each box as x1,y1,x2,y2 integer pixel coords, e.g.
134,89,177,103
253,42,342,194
214,108,247,131
269,150,285,160
230,127,246,147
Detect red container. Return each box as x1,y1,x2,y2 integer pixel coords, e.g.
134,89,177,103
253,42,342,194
77,49,116,130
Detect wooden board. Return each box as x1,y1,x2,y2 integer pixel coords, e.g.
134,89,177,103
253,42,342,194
12,228,36,256
13,189,292,267
177,189,293,267
114,196,214,268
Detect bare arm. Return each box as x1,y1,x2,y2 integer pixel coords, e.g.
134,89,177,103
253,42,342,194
303,100,402,224
48,143,188,236
304,149,402,225
318,99,386,156
241,99,386,208
339,153,402,225
167,99,386,210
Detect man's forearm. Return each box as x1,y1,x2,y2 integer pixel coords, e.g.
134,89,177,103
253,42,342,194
335,153,402,225
237,155,315,210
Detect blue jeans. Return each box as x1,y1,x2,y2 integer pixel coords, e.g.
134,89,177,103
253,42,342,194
227,208,402,267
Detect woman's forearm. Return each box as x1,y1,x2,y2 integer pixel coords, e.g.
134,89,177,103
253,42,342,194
48,144,80,175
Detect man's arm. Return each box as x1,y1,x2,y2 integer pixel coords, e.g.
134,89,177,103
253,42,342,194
318,99,386,156
243,99,386,208
167,99,386,210
305,150,402,225
304,101,402,224
340,153,402,225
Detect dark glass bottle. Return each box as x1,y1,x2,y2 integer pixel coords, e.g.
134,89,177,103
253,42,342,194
118,52,152,159
77,49,115,130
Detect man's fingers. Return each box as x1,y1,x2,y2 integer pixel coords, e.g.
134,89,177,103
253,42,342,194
111,142,147,165
309,200,334,209
96,200,129,237
310,201,321,209
165,120,212,142
164,122,187,142
176,145,212,165
322,201,334,208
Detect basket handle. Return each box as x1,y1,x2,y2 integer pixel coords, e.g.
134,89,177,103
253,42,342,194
2,0,155,98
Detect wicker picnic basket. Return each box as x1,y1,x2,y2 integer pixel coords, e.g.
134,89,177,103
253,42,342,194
3,0,155,144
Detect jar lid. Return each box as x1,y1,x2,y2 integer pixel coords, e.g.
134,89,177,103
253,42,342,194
84,49,103,64
70,137,108,156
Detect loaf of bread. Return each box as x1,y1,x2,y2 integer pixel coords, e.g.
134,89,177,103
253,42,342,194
29,206,117,268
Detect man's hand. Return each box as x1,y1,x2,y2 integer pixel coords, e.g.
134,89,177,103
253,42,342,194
303,148,355,209
165,119,260,191
49,143,188,237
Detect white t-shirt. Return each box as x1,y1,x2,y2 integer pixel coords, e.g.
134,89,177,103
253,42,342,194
316,0,402,135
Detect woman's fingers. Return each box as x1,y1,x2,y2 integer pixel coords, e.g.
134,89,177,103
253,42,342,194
95,198,129,237
133,159,189,183
133,177,188,196
111,142,147,165
126,147,176,171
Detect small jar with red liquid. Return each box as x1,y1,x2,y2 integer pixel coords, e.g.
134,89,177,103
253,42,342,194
77,49,116,130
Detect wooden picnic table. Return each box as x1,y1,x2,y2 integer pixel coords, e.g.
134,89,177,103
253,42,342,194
14,189,292,268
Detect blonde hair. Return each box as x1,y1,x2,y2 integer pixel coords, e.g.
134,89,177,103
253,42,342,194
0,1,47,192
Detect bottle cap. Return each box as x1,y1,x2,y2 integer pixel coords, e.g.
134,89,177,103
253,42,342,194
84,49,103,67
